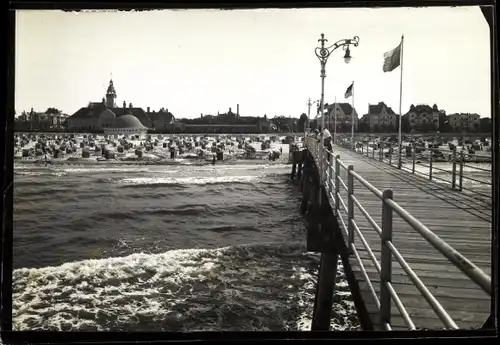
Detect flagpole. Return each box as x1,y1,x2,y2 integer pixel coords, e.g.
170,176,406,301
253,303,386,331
397,35,404,169
351,81,355,151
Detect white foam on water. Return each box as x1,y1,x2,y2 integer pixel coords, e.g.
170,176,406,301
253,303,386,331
116,175,261,186
13,165,38,170
61,167,155,174
13,242,360,332
194,164,290,172
14,171,67,177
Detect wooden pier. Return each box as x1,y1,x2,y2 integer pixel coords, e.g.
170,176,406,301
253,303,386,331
292,138,493,331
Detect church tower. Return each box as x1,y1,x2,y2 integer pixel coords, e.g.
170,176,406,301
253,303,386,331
105,79,117,108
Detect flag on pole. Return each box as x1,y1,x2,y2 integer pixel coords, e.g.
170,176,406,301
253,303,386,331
344,82,353,99
383,41,402,72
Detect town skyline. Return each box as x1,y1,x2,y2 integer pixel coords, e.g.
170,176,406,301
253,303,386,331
14,99,489,120
15,7,491,118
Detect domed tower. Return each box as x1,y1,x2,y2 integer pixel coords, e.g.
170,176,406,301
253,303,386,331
105,79,117,108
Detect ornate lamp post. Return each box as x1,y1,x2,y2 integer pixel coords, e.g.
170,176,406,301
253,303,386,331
314,33,359,186
315,33,359,143
306,98,320,131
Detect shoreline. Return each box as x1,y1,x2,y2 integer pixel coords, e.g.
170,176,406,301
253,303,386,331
14,157,291,166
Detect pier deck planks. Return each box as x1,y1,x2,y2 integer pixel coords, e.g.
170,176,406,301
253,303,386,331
317,145,492,331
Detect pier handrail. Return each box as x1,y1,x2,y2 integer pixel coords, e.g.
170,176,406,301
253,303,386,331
336,136,492,206
304,136,492,330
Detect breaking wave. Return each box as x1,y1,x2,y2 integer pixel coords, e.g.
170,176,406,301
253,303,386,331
13,242,360,332
114,176,261,187
13,157,360,332
15,171,68,177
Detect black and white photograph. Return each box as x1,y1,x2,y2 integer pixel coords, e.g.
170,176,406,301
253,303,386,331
7,4,495,335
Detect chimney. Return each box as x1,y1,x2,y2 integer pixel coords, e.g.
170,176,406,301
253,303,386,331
147,107,150,113
123,101,126,108
229,107,232,114
237,104,239,116
129,102,132,108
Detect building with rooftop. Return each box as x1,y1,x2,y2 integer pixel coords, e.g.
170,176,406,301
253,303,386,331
14,108,69,131
324,102,359,131
103,114,148,138
176,105,272,133
403,104,440,131
67,79,175,132
360,102,398,132
448,113,481,132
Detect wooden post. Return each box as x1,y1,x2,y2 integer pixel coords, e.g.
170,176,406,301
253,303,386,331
328,159,333,197
334,155,340,215
429,150,433,180
300,152,311,214
291,162,297,180
306,162,322,252
311,250,339,330
380,189,393,329
388,147,392,166
459,150,464,191
297,162,303,181
412,145,416,174
300,177,310,214
347,165,354,253
451,148,457,189
311,189,339,331
318,147,324,207
379,141,384,162
299,163,305,193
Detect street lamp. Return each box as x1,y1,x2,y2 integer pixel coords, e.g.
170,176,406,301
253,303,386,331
344,47,352,64
306,98,320,131
314,33,359,187
315,33,359,143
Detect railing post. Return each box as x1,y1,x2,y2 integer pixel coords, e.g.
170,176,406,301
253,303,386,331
412,145,416,174
334,155,340,215
429,150,433,180
318,145,323,206
325,148,330,184
379,141,384,162
388,147,392,166
459,150,464,191
451,148,457,189
372,144,375,159
366,142,369,157
380,189,393,329
328,157,333,197
347,165,354,253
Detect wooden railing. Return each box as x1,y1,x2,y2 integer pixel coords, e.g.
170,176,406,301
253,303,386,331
305,136,492,330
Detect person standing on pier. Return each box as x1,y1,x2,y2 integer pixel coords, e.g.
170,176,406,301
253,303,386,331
323,127,332,152
314,128,320,141
323,127,333,162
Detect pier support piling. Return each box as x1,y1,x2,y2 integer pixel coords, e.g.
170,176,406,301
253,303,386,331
291,163,297,180
311,188,341,331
